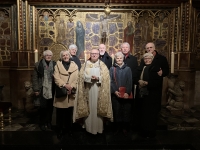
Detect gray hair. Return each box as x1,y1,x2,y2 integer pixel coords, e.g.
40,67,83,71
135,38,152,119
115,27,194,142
114,52,124,59
143,53,154,59
120,42,130,49
69,44,77,50
60,50,71,59
43,50,53,56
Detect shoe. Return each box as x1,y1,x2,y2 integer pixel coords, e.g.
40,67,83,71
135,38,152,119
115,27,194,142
40,125,46,131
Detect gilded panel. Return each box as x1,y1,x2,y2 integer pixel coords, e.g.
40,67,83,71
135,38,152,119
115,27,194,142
0,9,11,66
35,8,171,62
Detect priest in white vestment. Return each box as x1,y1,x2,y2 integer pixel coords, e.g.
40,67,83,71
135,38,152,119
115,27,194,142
74,49,113,135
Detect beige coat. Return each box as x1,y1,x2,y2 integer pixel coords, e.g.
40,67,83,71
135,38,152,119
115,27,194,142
53,60,78,108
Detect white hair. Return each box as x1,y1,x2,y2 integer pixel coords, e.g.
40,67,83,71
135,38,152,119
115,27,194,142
143,53,154,59
69,44,77,50
114,52,124,59
43,50,53,56
60,50,71,59
120,42,130,49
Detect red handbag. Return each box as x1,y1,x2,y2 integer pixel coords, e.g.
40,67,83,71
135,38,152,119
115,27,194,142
113,67,133,99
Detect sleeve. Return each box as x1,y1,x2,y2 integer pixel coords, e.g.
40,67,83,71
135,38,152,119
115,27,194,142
84,72,92,83
53,64,66,87
70,69,79,89
110,67,118,93
161,56,169,77
125,67,132,94
132,56,139,85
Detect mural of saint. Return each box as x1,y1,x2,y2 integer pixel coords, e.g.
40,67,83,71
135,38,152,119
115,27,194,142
123,21,134,54
56,19,66,43
76,21,85,57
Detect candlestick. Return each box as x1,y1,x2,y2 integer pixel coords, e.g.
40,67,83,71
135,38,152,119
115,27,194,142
171,52,175,73
34,49,38,63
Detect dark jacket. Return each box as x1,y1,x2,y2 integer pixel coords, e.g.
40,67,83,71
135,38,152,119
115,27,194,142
32,59,56,93
136,64,163,111
110,63,132,95
140,51,169,78
71,55,81,70
99,51,112,69
123,53,138,85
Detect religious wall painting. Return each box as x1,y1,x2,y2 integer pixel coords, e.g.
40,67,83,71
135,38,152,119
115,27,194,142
154,11,169,39
0,9,11,66
76,21,85,58
85,13,122,52
123,21,135,54
196,14,200,59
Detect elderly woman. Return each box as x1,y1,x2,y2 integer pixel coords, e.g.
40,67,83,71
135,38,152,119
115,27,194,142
32,50,56,131
68,44,81,70
110,52,132,136
135,53,162,138
53,50,78,139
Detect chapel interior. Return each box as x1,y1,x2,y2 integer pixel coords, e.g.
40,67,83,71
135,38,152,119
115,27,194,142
1,0,200,149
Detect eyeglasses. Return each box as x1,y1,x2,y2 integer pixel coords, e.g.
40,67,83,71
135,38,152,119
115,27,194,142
90,53,99,55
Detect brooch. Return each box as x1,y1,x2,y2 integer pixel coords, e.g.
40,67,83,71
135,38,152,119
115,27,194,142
90,64,93,68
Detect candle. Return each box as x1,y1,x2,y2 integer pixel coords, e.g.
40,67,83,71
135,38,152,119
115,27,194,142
34,49,38,63
84,50,87,62
171,52,175,73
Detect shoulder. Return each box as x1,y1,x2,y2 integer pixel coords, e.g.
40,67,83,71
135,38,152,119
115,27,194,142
71,61,78,69
105,52,112,59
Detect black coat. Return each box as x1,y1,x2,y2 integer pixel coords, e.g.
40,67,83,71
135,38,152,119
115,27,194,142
123,54,138,85
135,64,163,135
140,51,169,78
110,63,132,95
99,51,112,69
71,55,81,70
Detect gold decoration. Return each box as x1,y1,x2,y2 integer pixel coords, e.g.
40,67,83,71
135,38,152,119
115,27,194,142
104,4,111,16
66,9,78,22
104,0,111,16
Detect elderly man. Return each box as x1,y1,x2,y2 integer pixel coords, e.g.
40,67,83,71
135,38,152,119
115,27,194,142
68,44,81,70
120,42,138,132
121,42,138,89
74,48,113,135
32,50,56,131
140,42,169,111
99,44,112,69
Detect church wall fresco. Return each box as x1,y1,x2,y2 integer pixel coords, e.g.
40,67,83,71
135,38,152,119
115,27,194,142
35,9,172,63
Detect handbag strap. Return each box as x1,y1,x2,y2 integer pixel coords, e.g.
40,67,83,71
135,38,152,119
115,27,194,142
140,66,146,80
113,67,118,86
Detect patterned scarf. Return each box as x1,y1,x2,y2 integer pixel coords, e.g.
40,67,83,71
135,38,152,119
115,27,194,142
42,59,53,99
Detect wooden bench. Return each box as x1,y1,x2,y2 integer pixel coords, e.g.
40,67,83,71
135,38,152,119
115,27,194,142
0,102,12,130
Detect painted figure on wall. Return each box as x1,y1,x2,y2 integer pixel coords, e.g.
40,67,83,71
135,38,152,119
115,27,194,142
76,21,85,57
123,21,134,54
88,14,120,44
57,19,66,43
